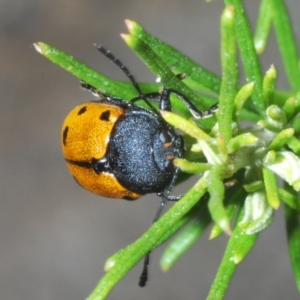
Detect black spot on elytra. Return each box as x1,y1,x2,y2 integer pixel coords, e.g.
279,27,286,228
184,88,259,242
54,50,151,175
62,126,69,146
100,110,110,121
77,106,87,115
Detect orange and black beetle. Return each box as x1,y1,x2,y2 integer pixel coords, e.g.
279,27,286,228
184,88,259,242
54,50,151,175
61,45,217,203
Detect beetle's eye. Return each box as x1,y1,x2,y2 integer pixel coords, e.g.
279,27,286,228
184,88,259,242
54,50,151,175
159,129,172,144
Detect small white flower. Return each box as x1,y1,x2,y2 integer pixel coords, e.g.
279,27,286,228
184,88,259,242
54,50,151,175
263,151,300,191
239,190,273,235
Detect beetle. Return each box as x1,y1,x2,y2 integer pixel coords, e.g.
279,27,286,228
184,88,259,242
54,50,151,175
61,44,217,286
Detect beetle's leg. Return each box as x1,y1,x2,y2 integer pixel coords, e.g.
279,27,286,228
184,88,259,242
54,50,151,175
138,195,181,288
129,93,159,114
139,253,150,287
139,166,182,287
80,81,96,92
156,166,182,208
135,85,218,119
130,92,160,104
130,74,187,111
160,87,218,118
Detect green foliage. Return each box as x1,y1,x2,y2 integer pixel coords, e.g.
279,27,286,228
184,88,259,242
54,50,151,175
35,0,300,299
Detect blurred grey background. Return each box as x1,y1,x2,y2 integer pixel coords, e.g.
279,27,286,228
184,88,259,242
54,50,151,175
1,0,300,299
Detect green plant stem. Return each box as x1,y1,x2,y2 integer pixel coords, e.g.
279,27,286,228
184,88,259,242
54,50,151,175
262,167,280,209
218,5,238,141
254,0,273,54
279,188,300,212
262,65,277,108
224,0,265,115
270,0,300,92
207,166,231,234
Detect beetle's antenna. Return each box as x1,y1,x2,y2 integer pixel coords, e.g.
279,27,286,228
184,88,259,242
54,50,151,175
94,44,144,96
94,44,161,113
